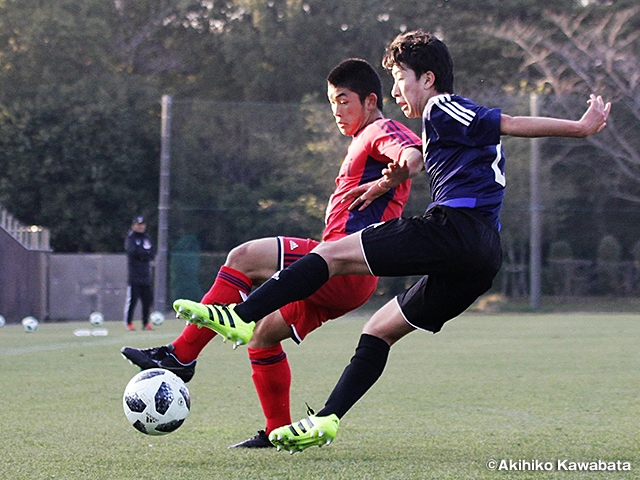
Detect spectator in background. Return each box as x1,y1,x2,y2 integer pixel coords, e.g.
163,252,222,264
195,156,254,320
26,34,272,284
124,216,156,331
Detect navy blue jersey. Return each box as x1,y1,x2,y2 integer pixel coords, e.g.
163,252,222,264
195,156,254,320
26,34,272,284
423,94,505,229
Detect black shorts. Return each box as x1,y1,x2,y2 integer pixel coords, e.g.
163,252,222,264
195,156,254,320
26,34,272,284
361,206,502,333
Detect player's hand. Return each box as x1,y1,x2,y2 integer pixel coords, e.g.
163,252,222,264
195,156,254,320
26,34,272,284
382,158,410,182
380,156,412,188
579,94,611,136
342,180,390,211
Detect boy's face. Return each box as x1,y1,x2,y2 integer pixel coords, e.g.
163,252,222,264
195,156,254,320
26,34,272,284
327,84,375,137
132,222,146,233
390,64,431,119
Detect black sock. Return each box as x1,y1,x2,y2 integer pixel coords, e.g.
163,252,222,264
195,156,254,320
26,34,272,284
317,334,390,419
234,253,330,323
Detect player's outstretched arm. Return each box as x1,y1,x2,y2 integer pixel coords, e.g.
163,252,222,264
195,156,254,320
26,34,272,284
500,94,611,139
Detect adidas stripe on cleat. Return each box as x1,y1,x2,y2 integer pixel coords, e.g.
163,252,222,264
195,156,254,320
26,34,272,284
173,299,255,348
268,414,339,453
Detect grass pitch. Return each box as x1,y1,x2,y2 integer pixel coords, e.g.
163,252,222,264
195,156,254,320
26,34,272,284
1,312,637,479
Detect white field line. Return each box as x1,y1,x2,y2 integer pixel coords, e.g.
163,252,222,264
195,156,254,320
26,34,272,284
1,332,178,356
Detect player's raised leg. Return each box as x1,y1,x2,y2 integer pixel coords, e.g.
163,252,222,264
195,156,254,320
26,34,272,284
175,232,369,347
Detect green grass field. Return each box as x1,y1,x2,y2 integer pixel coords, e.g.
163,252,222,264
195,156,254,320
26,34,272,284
1,312,637,479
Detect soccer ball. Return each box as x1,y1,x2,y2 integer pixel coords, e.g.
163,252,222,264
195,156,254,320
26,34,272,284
122,368,190,436
22,316,38,332
150,310,165,326
0,315,5,327
89,311,104,326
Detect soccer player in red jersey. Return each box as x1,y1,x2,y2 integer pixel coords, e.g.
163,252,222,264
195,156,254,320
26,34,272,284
121,58,422,448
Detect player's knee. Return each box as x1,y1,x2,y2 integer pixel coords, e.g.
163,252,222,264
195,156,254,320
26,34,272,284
310,241,332,258
311,235,367,276
249,316,290,349
225,241,260,272
310,243,345,275
247,333,279,349
226,239,277,278
225,243,247,268
362,307,414,346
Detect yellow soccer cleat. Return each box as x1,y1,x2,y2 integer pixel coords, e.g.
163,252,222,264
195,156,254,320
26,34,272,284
269,414,340,453
173,299,255,348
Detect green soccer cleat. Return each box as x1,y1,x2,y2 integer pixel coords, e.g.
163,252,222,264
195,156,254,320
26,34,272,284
173,299,255,348
268,414,340,454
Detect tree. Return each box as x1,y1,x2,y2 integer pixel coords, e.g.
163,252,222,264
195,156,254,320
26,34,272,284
2,0,635,258
0,0,211,251
481,2,640,263
484,4,640,204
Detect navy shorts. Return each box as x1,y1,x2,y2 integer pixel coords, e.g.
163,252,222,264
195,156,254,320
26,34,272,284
360,206,502,333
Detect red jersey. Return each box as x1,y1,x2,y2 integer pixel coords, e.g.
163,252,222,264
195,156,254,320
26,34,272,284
323,118,421,242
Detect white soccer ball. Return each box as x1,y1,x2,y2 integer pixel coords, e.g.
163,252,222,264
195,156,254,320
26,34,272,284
0,315,5,327
150,310,165,326
123,368,190,436
22,316,39,332
89,311,105,326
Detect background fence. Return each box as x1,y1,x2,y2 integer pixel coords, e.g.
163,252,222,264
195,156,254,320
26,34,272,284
0,207,140,322
1,94,639,321
165,95,640,305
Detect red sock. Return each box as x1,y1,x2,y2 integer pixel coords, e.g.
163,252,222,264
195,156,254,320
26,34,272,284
249,344,292,434
171,266,252,363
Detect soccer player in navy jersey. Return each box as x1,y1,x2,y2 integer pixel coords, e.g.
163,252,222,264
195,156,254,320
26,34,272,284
121,58,422,448
174,30,610,452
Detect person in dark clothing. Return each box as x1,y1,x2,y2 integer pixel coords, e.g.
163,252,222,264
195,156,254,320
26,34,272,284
124,216,156,331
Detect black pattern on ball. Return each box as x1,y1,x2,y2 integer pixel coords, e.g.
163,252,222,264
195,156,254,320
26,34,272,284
180,385,191,410
156,418,185,433
154,381,174,415
124,392,147,413
132,420,148,434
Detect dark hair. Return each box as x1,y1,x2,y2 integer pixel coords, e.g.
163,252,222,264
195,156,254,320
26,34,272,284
327,58,384,111
382,30,454,94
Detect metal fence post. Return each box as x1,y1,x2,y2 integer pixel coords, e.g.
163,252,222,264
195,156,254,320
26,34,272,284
530,93,542,309
155,95,172,313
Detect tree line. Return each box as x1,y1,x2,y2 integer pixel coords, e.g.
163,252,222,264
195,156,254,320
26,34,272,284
0,0,638,276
